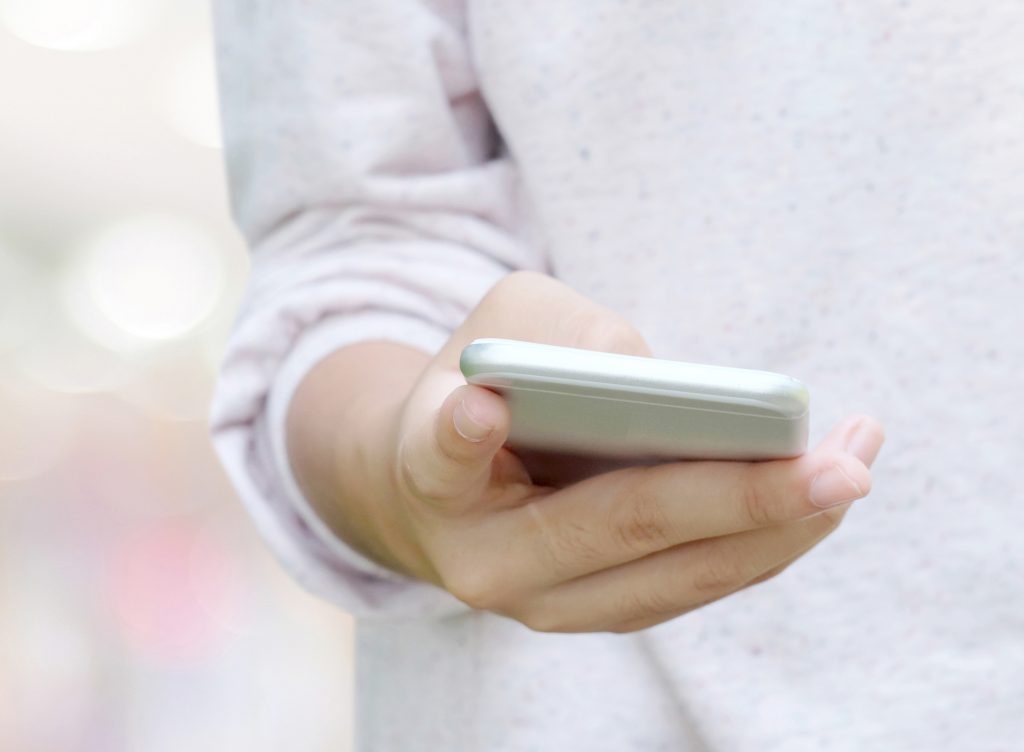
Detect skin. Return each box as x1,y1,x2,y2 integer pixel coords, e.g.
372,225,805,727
287,271,886,633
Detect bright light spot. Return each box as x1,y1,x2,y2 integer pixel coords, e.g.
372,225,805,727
0,0,167,51
64,213,225,349
105,523,232,664
153,39,223,149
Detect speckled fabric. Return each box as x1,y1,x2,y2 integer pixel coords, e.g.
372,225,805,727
209,1,1024,749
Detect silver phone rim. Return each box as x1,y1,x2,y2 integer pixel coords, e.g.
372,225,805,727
460,337,809,419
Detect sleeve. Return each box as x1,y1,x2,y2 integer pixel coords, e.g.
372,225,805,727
207,0,547,619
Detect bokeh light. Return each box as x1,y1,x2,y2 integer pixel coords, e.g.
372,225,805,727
105,522,235,665
152,39,223,149
63,212,225,348
1,5,356,749
0,0,167,52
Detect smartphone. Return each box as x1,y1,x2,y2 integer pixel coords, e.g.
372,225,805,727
459,337,809,486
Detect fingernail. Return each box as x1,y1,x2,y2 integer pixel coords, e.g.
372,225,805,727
810,464,865,508
845,420,884,467
454,397,493,442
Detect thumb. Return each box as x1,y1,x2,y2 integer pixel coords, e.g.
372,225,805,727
396,383,511,510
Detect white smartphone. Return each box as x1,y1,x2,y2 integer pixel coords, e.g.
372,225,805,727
459,337,809,486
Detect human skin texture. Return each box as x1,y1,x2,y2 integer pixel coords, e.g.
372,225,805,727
286,271,885,633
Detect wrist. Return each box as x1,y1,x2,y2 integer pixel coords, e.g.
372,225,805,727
286,340,435,582
332,391,434,583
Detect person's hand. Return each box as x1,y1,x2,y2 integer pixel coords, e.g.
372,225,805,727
382,271,886,632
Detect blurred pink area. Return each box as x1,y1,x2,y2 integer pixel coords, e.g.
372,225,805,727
0,3,355,750
105,520,237,663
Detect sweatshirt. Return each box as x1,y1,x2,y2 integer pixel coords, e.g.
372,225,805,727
209,1,1024,749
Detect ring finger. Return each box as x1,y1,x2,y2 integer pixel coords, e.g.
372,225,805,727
514,504,848,634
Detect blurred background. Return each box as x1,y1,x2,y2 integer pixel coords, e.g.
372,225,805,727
0,1,355,749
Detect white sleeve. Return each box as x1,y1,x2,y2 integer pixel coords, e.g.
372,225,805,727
208,0,546,619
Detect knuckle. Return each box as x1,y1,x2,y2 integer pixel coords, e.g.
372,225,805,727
394,439,427,498
394,432,440,503
692,548,748,596
436,416,477,468
526,501,605,574
617,586,677,623
739,470,776,527
397,450,445,505
612,479,675,554
395,426,471,506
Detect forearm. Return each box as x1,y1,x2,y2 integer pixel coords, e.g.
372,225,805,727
285,340,431,579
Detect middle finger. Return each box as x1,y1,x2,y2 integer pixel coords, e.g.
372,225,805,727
510,415,872,585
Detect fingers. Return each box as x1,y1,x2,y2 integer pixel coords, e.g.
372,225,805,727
513,502,849,634
843,415,886,467
436,270,654,370
395,383,513,511
510,415,884,584
743,499,854,585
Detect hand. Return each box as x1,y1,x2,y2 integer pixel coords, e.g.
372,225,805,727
381,271,886,632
